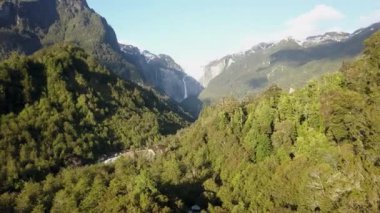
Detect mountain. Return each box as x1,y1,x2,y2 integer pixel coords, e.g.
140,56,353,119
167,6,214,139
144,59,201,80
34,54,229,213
0,44,191,192
160,32,380,211
0,0,142,80
0,0,203,109
121,44,203,103
1,31,379,212
302,32,350,47
199,22,380,103
200,55,235,87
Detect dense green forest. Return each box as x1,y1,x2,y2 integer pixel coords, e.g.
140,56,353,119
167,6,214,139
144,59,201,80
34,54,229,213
0,32,380,212
0,44,190,196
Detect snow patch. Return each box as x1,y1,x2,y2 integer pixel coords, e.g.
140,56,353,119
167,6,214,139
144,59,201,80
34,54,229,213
227,58,235,67
120,44,141,55
142,51,157,62
303,32,349,46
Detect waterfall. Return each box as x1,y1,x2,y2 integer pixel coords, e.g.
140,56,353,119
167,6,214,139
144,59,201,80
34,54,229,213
182,76,188,100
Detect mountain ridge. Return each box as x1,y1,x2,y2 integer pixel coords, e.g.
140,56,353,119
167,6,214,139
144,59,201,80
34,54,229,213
121,43,203,103
0,0,204,108
199,22,380,103
1,31,379,212
0,0,134,77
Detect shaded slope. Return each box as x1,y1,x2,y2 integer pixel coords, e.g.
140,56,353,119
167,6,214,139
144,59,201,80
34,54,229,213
121,44,203,103
0,44,190,192
0,0,204,109
0,0,141,81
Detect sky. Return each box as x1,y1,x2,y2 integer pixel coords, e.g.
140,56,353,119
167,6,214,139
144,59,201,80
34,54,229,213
87,0,380,79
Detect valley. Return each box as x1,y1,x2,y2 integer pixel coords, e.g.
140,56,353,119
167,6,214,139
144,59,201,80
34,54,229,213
0,0,379,212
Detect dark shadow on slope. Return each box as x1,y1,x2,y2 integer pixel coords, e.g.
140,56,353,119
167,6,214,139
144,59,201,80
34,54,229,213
248,76,268,89
180,96,204,119
159,180,222,212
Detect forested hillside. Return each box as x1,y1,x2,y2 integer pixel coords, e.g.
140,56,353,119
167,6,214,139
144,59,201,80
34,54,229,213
0,0,141,80
200,22,380,103
168,31,380,212
1,31,379,212
0,45,190,196
0,0,204,106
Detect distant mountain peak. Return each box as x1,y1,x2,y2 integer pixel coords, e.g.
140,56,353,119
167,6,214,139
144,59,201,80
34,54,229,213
158,54,184,72
351,22,380,38
120,44,184,72
120,43,203,104
303,31,350,47
57,0,89,10
141,50,157,62
120,44,140,55
251,42,275,51
200,22,380,102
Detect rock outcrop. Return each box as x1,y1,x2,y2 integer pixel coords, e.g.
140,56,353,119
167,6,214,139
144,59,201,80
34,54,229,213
121,44,203,103
0,0,204,113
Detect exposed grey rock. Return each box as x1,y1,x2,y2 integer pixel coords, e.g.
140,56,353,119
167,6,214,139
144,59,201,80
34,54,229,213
199,22,380,103
121,44,203,103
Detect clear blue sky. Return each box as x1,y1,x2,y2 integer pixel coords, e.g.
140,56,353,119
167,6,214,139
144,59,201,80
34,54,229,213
87,0,380,79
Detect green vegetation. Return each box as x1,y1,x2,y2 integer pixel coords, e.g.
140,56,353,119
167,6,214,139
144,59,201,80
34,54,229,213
45,0,142,81
200,23,380,103
0,45,189,194
0,0,203,109
1,30,380,212
171,32,380,211
0,0,141,81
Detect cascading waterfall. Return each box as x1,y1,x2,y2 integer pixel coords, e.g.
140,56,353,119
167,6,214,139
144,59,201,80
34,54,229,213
182,76,188,100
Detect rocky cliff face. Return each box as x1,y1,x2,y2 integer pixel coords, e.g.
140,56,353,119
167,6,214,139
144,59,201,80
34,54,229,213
200,56,234,87
121,44,203,103
0,0,140,81
0,1,16,27
0,0,204,109
0,0,46,56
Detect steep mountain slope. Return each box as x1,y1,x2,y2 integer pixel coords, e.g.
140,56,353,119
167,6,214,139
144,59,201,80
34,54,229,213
121,44,203,103
1,31,379,212
0,0,140,80
200,22,380,103
0,44,191,192
159,31,380,211
0,0,203,106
